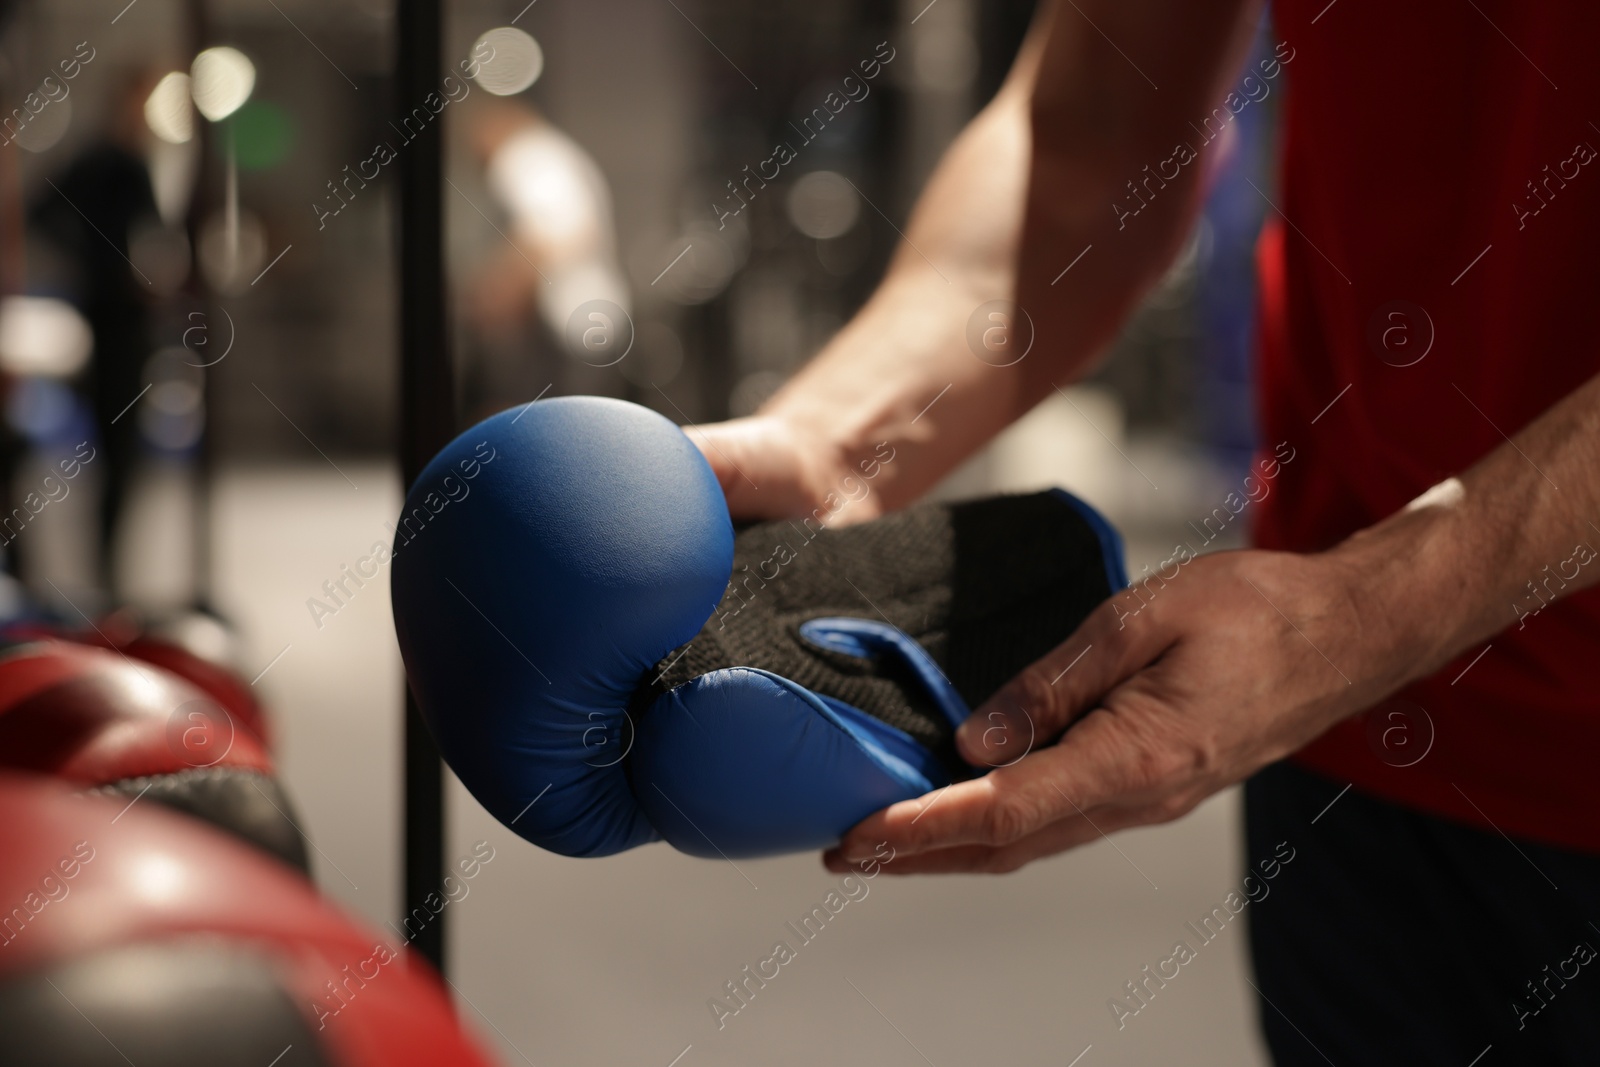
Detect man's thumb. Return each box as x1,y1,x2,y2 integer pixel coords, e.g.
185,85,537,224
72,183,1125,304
955,596,1157,767
682,424,740,494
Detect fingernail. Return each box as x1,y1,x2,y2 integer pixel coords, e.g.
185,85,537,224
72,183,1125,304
958,710,1017,763
955,715,985,752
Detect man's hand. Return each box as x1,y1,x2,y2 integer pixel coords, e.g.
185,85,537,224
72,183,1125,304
821,360,1600,877
686,415,883,525
825,546,1406,875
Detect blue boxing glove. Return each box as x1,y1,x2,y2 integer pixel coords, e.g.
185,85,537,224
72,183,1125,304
391,397,1127,859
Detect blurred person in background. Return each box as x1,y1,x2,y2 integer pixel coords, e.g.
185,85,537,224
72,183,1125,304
459,96,629,422
691,0,1600,1061
28,69,161,603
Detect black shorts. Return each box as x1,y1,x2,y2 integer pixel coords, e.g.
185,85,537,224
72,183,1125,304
1244,761,1600,1066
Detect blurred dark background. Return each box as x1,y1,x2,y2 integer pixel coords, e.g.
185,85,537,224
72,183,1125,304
0,0,1267,607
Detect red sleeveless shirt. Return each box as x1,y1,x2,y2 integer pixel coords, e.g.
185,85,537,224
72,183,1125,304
1253,0,1600,851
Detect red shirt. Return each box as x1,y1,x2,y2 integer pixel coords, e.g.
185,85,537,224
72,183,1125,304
1254,0,1600,852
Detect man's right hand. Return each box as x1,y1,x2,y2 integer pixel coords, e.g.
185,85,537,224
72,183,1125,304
686,415,878,524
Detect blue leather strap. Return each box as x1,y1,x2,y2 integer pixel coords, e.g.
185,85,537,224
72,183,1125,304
631,668,939,858
797,616,971,732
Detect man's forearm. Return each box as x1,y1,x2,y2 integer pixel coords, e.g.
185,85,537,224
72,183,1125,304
1013,0,1263,403
1332,370,1600,693
763,0,1263,510
758,26,1045,511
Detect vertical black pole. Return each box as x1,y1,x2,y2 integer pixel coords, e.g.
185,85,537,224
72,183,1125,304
396,0,452,973
181,0,212,616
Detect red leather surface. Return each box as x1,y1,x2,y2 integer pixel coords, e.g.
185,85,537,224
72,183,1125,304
0,776,498,1067
3,624,271,746
0,644,274,785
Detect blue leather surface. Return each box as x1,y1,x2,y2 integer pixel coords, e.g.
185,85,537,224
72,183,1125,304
390,397,733,856
632,668,937,858
797,617,971,732
812,693,951,791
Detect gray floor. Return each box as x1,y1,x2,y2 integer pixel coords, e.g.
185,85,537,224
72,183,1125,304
37,394,1272,1066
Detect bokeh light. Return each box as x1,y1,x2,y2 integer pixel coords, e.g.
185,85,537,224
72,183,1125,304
197,209,268,294
190,46,256,122
14,89,71,153
140,350,206,453
472,27,544,96
229,100,295,171
786,170,860,240
129,224,193,295
0,296,93,378
144,71,194,144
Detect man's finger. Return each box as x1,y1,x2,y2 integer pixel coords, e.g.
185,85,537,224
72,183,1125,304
838,706,1150,862
825,792,1187,875
833,778,999,864
830,812,1105,875
955,594,1172,768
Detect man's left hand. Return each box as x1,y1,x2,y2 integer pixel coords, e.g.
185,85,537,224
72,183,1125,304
826,546,1407,875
